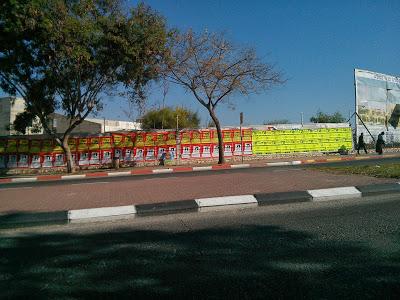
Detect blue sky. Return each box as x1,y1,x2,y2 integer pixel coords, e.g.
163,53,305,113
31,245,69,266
3,0,400,126
126,0,400,127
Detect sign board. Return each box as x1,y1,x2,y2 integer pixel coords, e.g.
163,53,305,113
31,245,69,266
355,68,400,143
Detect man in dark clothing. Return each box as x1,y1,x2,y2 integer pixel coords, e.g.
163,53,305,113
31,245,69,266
159,151,167,166
357,133,367,154
375,132,385,155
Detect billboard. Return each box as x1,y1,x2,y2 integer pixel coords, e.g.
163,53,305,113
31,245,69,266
355,69,400,143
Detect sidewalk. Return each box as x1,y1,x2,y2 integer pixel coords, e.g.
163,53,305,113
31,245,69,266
1,152,399,184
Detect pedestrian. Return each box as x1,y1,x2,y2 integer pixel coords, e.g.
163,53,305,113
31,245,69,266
375,131,385,155
159,151,167,166
357,133,367,154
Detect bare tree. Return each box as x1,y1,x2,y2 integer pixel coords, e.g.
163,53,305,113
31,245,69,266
165,30,284,163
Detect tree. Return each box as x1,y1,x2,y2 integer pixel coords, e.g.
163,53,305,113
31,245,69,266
141,106,200,130
0,0,169,172
310,111,345,123
263,119,290,125
165,30,284,164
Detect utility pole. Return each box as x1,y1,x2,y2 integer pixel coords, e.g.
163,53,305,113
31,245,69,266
176,114,180,165
301,112,304,127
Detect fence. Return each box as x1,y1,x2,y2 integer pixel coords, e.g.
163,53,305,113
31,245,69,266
0,125,353,170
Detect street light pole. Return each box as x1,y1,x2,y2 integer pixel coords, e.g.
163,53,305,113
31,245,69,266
301,112,304,127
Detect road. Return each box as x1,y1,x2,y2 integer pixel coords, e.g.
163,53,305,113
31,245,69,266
1,194,399,298
0,157,399,213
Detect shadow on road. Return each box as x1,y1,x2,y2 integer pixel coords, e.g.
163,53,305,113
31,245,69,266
0,225,399,299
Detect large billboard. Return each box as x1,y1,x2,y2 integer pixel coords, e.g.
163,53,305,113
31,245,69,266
355,69,400,143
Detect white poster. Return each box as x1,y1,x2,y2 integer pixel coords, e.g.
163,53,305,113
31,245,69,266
114,149,122,159
168,147,176,160
7,155,17,168
145,148,156,160
201,145,211,158
191,145,201,158
233,143,242,156
102,151,112,164
78,152,89,166
30,155,41,169
54,154,65,166
134,148,144,161
182,146,191,159
18,154,29,168
124,149,133,161
89,152,99,165
43,155,53,168
224,144,232,157
243,143,252,155
212,145,219,157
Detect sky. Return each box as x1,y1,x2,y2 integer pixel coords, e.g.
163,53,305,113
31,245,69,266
3,0,400,127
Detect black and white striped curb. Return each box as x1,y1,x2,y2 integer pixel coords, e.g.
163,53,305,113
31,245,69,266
1,182,400,228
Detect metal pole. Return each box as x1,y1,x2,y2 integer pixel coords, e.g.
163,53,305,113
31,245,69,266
301,112,304,127
240,112,243,164
176,114,180,165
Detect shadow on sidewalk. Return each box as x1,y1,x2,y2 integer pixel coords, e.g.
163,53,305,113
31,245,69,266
1,224,399,298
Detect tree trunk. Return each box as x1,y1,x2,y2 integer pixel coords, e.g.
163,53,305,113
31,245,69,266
61,135,74,173
209,108,225,164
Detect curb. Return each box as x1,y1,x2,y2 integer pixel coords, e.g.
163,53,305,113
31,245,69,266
1,154,399,185
1,182,400,228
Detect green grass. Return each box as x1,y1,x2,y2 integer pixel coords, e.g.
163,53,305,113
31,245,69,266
316,163,400,179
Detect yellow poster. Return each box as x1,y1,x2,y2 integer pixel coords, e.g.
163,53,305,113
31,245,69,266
113,134,125,148
222,130,233,142
125,135,134,147
232,130,241,142
201,130,211,143
144,133,155,146
100,137,112,149
191,131,201,144
68,138,77,151
134,133,145,147
41,139,53,152
166,132,177,145
89,137,100,151
156,133,166,146
181,131,191,144
0,139,6,153
252,128,352,154
78,138,89,151
17,139,29,153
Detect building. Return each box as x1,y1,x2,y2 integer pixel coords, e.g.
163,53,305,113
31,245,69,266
0,96,42,136
0,96,141,136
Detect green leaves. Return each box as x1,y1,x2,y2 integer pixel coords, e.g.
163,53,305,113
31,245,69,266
141,106,200,130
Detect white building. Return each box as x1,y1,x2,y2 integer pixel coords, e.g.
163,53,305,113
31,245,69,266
0,96,141,136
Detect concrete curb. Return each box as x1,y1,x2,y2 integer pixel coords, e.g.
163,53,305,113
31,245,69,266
1,153,399,185
2,182,400,228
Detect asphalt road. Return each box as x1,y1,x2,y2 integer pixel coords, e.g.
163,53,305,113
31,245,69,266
1,194,399,299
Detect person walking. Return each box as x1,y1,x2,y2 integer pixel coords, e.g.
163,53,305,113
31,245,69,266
159,151,167,166
357,133,367,154
375,131,385,155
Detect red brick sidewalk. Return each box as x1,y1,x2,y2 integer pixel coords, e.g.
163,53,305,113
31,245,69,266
0,166,397,214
